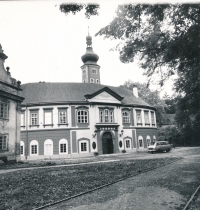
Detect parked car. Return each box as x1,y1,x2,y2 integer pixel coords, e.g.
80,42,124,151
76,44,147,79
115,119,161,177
148,141,171,153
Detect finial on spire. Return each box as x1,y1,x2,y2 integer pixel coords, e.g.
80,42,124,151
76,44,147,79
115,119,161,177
86,27,92,47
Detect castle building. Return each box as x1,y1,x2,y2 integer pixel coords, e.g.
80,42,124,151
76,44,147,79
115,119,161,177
0,44,24,162
20,35,157,160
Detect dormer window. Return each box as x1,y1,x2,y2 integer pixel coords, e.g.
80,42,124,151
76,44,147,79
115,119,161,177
92,69,97,74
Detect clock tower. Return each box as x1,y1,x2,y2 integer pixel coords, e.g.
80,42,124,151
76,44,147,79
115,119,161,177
81,34,100,84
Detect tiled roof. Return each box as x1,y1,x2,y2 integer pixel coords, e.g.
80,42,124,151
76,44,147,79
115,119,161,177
20,82,153,108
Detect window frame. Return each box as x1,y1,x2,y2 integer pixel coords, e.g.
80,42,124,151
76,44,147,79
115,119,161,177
58,108,68,126
29,109,39,127
138,136,144,148
146,135,151,147
30,140,38,156
20,141,24,156
90,78,94,83
79,140,89,153
0,100,9,120
92,69,97,74
96,79,99,84
122,109,130,124
125,138,131,149
21,111,25,128
44,139,53,155
99,107,115,123
151,111,156,126
77,110,89,123
136,110,142,126
59,139,68,154
43,108,53,127
144,111,150,126
0,134,8,151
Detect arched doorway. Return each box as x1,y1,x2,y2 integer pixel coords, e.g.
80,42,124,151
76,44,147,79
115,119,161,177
102,132,113,154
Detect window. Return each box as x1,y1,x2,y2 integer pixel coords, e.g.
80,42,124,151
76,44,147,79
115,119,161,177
30,140,38,155
92,69,97,74
0,135,7,150
59,139,68,154
83,79,86,83
77,110,88,123
83,69,86,74
136,110,142,125
151,112,155,125
138,136,144,148
146,135,151,147
58,108,68,124
44,139,53,155
20,141,24,156
125,139,131,149
96,79,99,84
30,109,39,126
99,108,114,123
21,111,25,127
122,110,130,123
0,101,8,119
79,140,88,153
43,109,53,126
144,111,150,125
90,78,94,83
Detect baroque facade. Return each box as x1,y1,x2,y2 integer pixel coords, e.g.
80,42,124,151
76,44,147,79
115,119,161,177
20,35,157,160
0,44,24,162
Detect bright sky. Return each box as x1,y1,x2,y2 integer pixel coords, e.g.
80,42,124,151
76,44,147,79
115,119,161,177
0,1,176,97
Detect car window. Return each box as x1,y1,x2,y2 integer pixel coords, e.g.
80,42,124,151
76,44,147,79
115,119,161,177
157,142,160,145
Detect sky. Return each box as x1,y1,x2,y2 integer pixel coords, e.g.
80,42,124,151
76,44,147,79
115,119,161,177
0,1,177,97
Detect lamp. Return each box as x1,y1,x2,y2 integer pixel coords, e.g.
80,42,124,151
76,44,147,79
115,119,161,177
119,130,124,137
92,130,97,138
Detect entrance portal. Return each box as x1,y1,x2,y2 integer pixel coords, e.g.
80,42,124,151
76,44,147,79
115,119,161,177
102,132,113,154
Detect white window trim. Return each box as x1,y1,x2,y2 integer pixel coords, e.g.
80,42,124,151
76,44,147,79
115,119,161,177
138,136,144,148
77,110,88,123
122,110,130,123
30,140,39,156
59,139,68,154
146,135,151,147
20,141,25,156
125,138,131,150
44,139,53,155
79,140,89,153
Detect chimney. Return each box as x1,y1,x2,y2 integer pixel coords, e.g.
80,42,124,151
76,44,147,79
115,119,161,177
133,85,138,98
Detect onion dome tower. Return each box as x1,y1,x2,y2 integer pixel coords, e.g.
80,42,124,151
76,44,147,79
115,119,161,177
81,30,100,84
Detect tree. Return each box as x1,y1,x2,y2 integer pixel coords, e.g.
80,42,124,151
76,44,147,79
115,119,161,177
95,4,200,145
59,3,100,19
162,93,176,114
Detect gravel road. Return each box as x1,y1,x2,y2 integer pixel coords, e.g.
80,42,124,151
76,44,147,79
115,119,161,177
46,147,200,210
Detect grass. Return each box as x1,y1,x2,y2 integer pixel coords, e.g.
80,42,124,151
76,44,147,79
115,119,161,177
0,157,179,210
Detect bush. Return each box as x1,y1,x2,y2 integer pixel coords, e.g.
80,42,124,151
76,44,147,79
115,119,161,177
94,152,98,157
121,149,126,153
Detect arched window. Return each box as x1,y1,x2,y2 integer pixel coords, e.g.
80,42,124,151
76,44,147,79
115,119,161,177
44,139,53,155
138,136,144,148
90,78,94,83
79,140,89,153
30,140,38,156
77,110,88,123
20,141,24,156
146,135,151,147
59,139,68,154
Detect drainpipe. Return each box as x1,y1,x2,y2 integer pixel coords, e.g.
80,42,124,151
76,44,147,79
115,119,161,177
25,102,28,160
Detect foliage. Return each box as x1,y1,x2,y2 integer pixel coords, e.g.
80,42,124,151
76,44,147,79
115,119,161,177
162,93,176,114
158,126,180,146
96,4,200,145
59,3,100,19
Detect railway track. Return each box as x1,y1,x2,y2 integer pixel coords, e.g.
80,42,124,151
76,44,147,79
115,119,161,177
33,158,181,210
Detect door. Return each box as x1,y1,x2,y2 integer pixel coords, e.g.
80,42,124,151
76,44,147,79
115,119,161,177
102,132,113,154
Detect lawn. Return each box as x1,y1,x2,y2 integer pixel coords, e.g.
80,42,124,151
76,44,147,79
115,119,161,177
0,157,179,210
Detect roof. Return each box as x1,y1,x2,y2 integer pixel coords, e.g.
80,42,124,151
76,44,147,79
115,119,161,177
20,82,154,108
